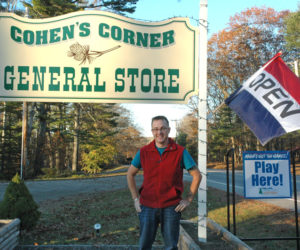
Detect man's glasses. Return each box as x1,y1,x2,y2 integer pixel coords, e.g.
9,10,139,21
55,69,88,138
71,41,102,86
151,127,169,133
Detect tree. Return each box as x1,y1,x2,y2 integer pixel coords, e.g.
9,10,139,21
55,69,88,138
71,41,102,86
284,8,300,50
0,102,22,179
72,104,80,172
114,108,148,164
284,7,300,75
208,7,290,111
208,7,292,159
23,0,80,18
177,114,198,161
183,7,295,165
0,173,40,230
83,0,138,14
0,0,19,12
0,0,143,179
78,103,119,171
23,0,139,17
20,0,140,178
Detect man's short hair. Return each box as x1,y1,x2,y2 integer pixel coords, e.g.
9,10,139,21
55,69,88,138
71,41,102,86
151,116,169,127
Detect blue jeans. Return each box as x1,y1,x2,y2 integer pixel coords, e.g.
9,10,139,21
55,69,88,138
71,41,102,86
138,205,181,250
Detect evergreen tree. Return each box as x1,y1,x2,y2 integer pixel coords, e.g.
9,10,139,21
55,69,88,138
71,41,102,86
79,103,119,173
0,102,22,179
23,0,80,18
284,8,300,50
86,0,138,14
23,0,139,18
284,8,300,75
0,173,40,230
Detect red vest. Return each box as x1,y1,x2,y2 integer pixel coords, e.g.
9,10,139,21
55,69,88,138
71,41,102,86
139,138,185,208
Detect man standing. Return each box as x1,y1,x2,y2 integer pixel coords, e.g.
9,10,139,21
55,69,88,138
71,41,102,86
127,115,202,250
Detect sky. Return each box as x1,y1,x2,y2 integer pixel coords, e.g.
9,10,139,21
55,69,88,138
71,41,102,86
123,0,299,137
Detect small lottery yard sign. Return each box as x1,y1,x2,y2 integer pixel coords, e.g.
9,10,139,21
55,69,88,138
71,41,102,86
243,151,292,199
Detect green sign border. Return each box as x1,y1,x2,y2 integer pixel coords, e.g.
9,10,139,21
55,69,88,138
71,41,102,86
0,11,198,103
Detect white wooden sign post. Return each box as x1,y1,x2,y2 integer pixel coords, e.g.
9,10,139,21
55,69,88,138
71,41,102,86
198,0,208,242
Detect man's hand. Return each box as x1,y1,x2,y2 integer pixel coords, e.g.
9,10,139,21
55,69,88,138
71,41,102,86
134,197,141,213
175,199,190,212
174,167,202,213
127,165,141,213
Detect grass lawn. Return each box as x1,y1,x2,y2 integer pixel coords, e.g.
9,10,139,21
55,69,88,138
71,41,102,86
19,180,300,249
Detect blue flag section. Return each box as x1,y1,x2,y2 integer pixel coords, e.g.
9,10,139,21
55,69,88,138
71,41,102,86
243,151,292,199
225,88,286,145
225,53,300,145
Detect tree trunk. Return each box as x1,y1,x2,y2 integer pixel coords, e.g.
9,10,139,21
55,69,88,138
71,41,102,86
47,131,55,169
55,146,61,172
21,102,28,179
26,103,36,172
72,104,80,172
1,102,6,172
231,136,238,166
256,139,262,151
33,103,48,177
55,104,64,172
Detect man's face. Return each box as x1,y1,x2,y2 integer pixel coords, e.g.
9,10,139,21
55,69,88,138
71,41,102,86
151,119,170,146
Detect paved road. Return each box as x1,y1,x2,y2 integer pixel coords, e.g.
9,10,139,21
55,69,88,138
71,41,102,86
2,169,299,211
206,169,300,211
0,175,144,204
0,171,197,204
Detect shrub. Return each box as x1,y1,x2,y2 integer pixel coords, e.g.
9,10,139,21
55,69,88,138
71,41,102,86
0,173,40,230
81,144,116,174
41,167,58,178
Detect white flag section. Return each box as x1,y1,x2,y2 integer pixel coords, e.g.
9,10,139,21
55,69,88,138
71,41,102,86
225,53,300,145
0,11,199,103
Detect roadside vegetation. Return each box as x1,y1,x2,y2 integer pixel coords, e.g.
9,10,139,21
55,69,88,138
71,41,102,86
18,179,299,249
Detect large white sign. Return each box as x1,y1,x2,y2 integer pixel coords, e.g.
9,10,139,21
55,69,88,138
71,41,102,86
243,151,292,199
0,11,199,103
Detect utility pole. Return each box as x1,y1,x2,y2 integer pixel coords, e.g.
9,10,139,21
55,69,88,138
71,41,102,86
21,7,29,179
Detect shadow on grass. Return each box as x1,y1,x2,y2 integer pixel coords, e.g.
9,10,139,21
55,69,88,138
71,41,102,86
186,187,300,250
19,180,299,250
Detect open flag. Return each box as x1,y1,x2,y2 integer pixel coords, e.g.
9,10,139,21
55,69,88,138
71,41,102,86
225,53,300,145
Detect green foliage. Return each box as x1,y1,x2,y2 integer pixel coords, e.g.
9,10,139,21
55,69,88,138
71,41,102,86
81,144,116,173
284,9,300,50
0,173,40,230
177,132,187,148
95,0,138,14
205,7,298,163
22,0,139,18
23,0,80,18
41,168,74,178
0,102,23,179
176,114,198,163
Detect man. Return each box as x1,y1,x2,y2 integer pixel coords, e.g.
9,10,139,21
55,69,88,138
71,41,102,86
127,115,202,250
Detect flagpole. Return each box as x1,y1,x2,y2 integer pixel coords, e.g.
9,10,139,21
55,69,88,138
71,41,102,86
295,60,299,77
21,102,27,179
198,0,208,242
